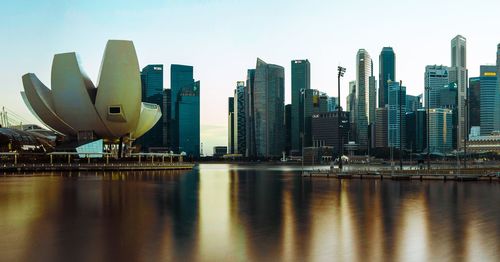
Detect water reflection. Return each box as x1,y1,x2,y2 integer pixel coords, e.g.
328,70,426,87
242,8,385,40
0,165,499,261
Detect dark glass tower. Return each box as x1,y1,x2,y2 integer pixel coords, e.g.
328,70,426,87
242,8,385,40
291,60,310,154
378,47,396,108
170,64,199,157
138,64,164,151
177,81,200,158
468,77,480,129
228,97,235,154
253,58,285,158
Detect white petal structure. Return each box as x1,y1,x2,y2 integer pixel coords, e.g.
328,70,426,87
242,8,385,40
21,40,161,141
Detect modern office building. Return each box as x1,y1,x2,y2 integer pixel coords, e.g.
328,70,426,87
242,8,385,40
327,97,338,112
468,77,480,129
162,89,171,148
285,104,292,154
245,69,256,158
253,58,285,158
479,65,498,135
234,81,246,155
405,112,416,152
406,94,422,113
228,97,235,154
428,108,453,154
170,64,195,152
303,89,329,147
438,83,457,108
355,49,372,151
369,73,376,124
449,35,467,149
291,60,310,153
346,81,356,114
388,81,406,148
375,107,388,148
311,111,350,155
177,81,200,158
415,109,427,153
138,64,164,151
379,47,396,108
425,65,449,109
213,146,228,158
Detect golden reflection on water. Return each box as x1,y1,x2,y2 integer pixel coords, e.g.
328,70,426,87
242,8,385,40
0,165,499,261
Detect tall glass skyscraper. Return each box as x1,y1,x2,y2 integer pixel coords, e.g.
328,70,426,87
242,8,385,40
228,97,235,154
479,65,498,135
425,65,449,109
245,69,256,158
253,58,285,157
428,108,453,154
449,35,467,149
138,64,164,151
170,64,199,157
177,81,200,157
468,77,480,129
388,81,406,148
355,49,372,151
379,47,395,108
291,59,310,153
327,97,338,112
234,81,246,155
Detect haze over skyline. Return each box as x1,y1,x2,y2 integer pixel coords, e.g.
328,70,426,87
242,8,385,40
1,0,499,154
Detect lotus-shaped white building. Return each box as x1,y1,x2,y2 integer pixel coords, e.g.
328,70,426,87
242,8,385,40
21,40,161,142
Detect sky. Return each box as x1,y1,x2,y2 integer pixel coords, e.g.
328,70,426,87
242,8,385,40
1,0,499,155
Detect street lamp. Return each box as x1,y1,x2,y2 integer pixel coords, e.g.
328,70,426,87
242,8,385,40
337,66,346,170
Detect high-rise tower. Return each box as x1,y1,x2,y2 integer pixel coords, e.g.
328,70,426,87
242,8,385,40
449,35,467,149
379,47,396,108
291,60,310,153
355,49,372,151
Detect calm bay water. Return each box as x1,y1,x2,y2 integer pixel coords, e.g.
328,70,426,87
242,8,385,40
0,164,499,261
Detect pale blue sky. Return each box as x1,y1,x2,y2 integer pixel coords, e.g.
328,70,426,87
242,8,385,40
1,0,499,155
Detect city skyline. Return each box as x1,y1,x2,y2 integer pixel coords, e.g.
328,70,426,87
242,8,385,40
2,1,500,154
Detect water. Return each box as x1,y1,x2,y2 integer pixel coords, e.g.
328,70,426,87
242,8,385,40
0,164,499,262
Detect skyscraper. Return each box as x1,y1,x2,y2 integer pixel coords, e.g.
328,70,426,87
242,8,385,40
327,97,338,112
253,58,285,158
369,70,376,124
428,108,453,154
170,64,194,152
388,81,406,148
234,81,246,155
479,65,498,135
449,35,467,149
406,94,422,113
303,89,329,147
285,104,292,154
177,81,200,158
228,97,235,154
245,69,256,157
379,47,396,108
468,77,480,130
497,44,500,132
355,49,372,151
425,65,449,108
138,64,164,151
163,89,171,148
375,107,388,148
291,59,310,153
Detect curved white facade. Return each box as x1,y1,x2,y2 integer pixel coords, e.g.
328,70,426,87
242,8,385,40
21,40,161,141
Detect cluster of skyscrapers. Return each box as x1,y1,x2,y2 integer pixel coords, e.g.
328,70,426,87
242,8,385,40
137,64,200,158
228,35,500,159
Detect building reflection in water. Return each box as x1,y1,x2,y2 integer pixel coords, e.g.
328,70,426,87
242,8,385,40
0,165,499,261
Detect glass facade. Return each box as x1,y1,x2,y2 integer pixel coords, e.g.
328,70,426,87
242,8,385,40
479,65,498,135
355,49,372,151
378,47,395,108
291,60,310,153
429,108,453,154
253,59,285,157
228,97,234,154
177,81,200,158
170,64,194,151
425,65,449,109
388,81,406,148
138,64,164,151
468,77,480,129
234,82,246,155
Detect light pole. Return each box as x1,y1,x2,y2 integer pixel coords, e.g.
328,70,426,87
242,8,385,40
337,66,346,170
